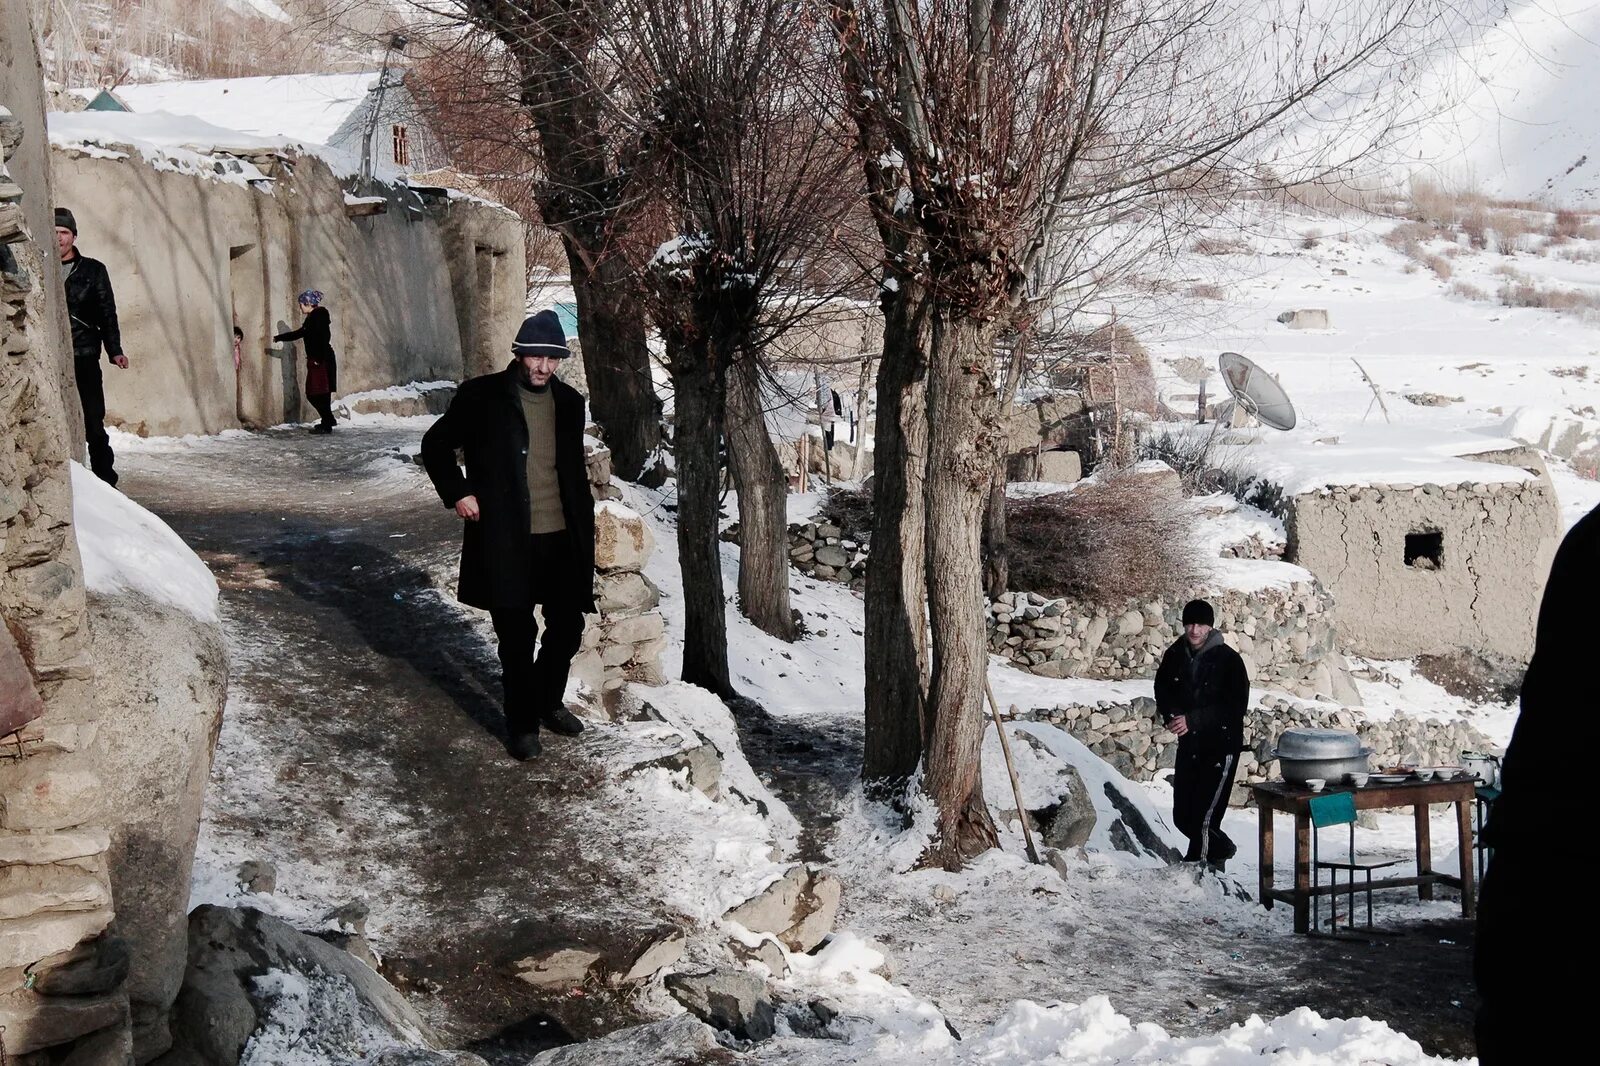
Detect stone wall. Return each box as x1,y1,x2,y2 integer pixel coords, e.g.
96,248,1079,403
1018,694,1499,802
1286,477,1560,662
775,520,866,590
569,440,667,694
50,137,525,437
1,19,130,1057
987,579,1357,702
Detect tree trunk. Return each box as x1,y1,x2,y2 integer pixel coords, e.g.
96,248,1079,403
725,351,796,641
983,331,1031,600
850,341,873,482
668,334,733,695
568,249,663,481
862,279,933,800
920,310,1002,870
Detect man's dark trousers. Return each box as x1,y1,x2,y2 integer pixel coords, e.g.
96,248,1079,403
75,356,117,486
489,532,585,735
1174,745,1239,863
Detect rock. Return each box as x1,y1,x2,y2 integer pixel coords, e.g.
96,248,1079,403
0,828,109,866
85,587,228,1061
1116,610,1143,636
605,612,665,646
0,991,128,1058
729,935,789,977
27,935,131,997
1,619,45,734
235,860,276,895
635,740,722,797
606,926,686,985
813,545,849,569
722,865,841,952
529,1015,728,1065
164,906,441,1066
323,899,370,935
0,766,100,830
664,969,776,1041
1277,308,1331,329
593,503,655,571
512,945,603,990
371,1051,492,1066
1101,781,1183,864
594,571,661,613
1033,763,1095,850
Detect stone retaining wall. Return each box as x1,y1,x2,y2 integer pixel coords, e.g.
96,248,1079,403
988,579,1355,702
1019,694,1499,803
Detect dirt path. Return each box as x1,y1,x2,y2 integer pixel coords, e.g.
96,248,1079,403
119,425,668,1062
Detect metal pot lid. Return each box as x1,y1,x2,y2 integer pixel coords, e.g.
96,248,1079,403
1271,728,1364,760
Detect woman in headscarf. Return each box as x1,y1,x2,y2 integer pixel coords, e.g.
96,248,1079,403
273,289,339,433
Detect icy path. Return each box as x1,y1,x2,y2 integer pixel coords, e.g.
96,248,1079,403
116,423,683,1061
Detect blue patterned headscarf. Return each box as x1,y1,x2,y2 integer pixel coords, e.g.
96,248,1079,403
297,289,324,307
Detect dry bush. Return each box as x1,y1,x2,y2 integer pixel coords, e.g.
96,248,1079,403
1425,255,1452,280
1256,178,1401,215
1005,475,1207,603
1301,229,1323,249
1554,209,1584,240
1191,235,1250,256
1581,223,1600,241
1486,210,1531,253
819,486,874,539
1187,282,1226,300
1407,177,1488,227
1450,281,1488,302
1497,278,1600,313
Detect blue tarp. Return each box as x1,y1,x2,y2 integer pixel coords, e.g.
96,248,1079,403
553,301,579,338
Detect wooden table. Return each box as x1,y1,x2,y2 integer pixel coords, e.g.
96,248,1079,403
1252,777,1477,934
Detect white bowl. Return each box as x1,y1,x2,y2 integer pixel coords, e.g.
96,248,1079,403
1347,772,1370,787
1413,769,1435,781
1305,778,1327,792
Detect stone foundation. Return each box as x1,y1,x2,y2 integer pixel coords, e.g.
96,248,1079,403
1018,694,1499,802
987,579,1355,702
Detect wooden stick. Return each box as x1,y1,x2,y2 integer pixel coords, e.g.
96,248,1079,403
1351,358,1391,424
984,677,1042,865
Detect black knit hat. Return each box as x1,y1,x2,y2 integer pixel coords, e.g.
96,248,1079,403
1181,599,1215,627
54,207,77,235
511,309,569,358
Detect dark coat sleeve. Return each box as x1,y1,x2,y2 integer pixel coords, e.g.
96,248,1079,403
421,387,473,509
1153,644,1182,722
91,261,123,358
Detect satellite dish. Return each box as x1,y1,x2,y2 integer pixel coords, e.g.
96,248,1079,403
1218,352,1296,431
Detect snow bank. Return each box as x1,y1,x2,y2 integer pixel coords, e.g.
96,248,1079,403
48,110,280,187
71,462,219,623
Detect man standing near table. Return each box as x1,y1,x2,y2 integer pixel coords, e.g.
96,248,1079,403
1154,599,1249,870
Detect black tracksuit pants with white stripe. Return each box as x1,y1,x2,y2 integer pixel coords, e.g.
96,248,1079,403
1174,743,1238,862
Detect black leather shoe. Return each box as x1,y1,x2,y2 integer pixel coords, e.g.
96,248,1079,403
508,732,542,761
542,706,585,736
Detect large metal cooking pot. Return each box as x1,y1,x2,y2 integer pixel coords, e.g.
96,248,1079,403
1462,751,1501,787
1270,728,1373,785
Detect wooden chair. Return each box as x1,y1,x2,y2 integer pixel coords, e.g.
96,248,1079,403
1310,791,1403,934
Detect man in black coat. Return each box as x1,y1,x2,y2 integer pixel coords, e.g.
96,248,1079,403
422,310,596,761
1154,598,1250,869
1475,505,1591,1062
56,207,128,486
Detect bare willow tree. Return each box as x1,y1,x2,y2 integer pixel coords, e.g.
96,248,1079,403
833,0,1476,867
423,0,664,481
621,0,861,689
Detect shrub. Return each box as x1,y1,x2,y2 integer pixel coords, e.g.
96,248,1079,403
1139,430,1287,517
1554,209,1584,240
1301,229,1322,249
1187,282,1226,300
818,486,873,539
1425,255,1452,280
1191,235,1250,256
1005,473,1208,603
1450,281,1488,302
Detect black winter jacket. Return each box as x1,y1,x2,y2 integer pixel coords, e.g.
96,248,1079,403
273,306,338,393
420,364,596,614
1154,632,1249,756
62,252,123,361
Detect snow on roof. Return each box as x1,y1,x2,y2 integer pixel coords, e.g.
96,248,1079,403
1214,423,1537,496
110,72,386,147
48,109,280,186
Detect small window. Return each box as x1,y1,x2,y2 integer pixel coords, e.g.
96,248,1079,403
392,124,410,167
1405,531,1443,570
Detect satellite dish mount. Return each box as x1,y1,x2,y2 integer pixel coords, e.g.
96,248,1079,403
1217,352,1297,431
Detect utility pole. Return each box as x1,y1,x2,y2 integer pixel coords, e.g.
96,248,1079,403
358,32,408,190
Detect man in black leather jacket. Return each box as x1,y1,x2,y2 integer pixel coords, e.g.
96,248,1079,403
1154,598,1250,868
56,208,128,486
